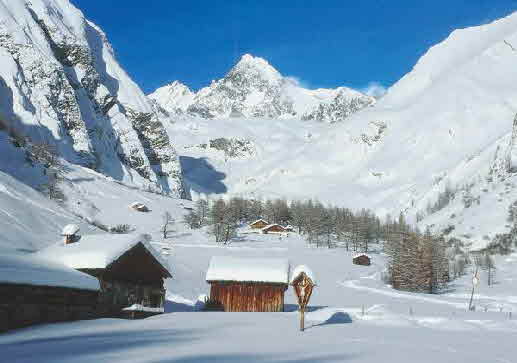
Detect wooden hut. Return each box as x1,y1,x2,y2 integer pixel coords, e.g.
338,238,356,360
249,219,269,229
262,224,286,234
0,254,100,332
62,224,80,245
353,254,371,266
205,256,290,312
37,234,171,318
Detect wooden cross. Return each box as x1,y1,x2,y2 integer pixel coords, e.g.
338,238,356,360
291,272,315,331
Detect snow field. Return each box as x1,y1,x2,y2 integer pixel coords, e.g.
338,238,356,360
1,169,517,362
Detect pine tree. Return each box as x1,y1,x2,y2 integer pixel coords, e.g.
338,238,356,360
480,253,496,286
195,199,209,227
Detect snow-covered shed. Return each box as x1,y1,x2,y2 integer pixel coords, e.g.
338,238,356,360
61,224,80,244
37,234,171,317
249,219,269,229
205,256,290,312
0,253,100,332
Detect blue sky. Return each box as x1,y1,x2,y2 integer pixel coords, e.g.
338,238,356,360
71,1,517,95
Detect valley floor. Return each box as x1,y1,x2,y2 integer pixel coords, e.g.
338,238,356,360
2,234,517,363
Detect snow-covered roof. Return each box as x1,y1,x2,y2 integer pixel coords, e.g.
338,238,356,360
0,253,99,291
249,219,268,225
261,224,285,231
206,256,289,284
122,304,164,313
36,233,170,276
62,224,80,236
290,265,317,285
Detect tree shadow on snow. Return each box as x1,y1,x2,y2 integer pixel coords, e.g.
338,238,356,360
153,353,354,363
0,326,197,362
225,236,248,244
310,312,353,329
169,232,193,239
284,304,328,313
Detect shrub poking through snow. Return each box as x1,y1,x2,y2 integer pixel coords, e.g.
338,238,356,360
130,202,149,212
110,224,133,234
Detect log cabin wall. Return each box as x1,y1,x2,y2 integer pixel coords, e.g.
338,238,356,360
0,283,99,333
353,255,371,266
79,269,165,317
209,282,287,312
97,278,164,313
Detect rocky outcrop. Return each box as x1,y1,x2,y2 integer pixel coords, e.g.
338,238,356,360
507,113,517,173
302,88,376,123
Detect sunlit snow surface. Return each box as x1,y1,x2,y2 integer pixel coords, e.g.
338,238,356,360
2,234,517,363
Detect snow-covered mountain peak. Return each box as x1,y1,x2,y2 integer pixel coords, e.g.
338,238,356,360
229,53,282,83
169,80,192,90
150,54,374,121
148,80,194,113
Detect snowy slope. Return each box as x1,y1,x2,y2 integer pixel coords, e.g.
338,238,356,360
0,126,189,254
0,168,88,253
149,54,375,122
0,0,183,196
166,12,517,250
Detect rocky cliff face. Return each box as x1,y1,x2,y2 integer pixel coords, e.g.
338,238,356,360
0,0,183,197
507,114,517,173
149,54,375,122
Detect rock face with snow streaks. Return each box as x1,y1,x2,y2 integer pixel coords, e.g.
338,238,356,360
0,0,183,196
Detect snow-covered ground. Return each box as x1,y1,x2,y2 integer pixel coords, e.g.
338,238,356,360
2,151,516,363
0,137,515,361
3,227,517,362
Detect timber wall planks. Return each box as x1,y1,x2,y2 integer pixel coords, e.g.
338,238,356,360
209,282,287,312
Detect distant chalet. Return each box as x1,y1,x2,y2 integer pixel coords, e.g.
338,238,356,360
38,234,171,318
261,224,286,234
353,254,371,266
206,256,290,312
249,219,269,229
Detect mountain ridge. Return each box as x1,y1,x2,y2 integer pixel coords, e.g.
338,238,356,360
149,53,375,122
